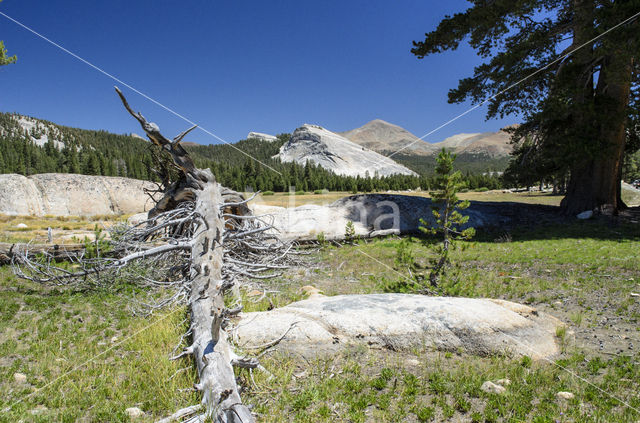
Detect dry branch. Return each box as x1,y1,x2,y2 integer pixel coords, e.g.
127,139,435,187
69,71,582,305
13,88,298,422
0,242,85,265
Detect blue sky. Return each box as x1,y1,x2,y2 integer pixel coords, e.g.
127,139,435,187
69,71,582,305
0,0,517,146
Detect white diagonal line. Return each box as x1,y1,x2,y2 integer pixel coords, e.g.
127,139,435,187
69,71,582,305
357,249,640,415
0,11,283,175
380,9,640,163
3,307,182,412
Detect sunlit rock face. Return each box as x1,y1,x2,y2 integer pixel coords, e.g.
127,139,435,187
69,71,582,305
234,294,563,360
0,173,157,216
276,124,417,177
247,132,277,142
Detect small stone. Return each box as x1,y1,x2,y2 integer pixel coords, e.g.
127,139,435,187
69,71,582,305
300,285,324,298
556,391,575,400
15,223,28,229
576,210,593,219
406,358,420,366
111,336,118,343
481,381,506,394
13,373,27,384
97,341,107,346
553,300,563,306
125,407,145,418
29,405,47,415
495,378,511,386
630,293,639,298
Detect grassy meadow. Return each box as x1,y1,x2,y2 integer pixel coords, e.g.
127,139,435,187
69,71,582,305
240,219,640,422
250,189,565,208
0,193,639,422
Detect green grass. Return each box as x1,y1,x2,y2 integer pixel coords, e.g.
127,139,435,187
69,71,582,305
237,219,640,422
247,190,565,208
0,267,198,422
243,348,640,422
1,218,639,422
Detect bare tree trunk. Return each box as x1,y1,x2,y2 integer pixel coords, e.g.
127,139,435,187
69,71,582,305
114,89,255,422
183,172,253,422
13,89,286,422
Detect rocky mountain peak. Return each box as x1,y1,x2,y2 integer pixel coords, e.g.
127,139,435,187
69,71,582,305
277,124,416,177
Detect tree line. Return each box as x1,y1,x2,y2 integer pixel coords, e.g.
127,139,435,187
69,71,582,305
0,112,503,193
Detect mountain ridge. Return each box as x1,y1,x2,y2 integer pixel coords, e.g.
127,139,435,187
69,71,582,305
340,119,515,158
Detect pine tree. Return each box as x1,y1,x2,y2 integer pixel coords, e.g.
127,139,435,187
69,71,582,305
420,150,475,286
412,1,640,214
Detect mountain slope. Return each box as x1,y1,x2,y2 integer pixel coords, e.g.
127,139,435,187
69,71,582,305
341,119,514,158
277,124,417,177
434,130,513,157
339,119,436,155
0,112,435,195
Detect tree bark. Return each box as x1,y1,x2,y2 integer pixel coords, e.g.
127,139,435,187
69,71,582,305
561,54,632,215
114,88,255,422
560,2,632,215
186,171,254,422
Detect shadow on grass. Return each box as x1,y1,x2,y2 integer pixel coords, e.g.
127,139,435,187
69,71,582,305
470,203,640,242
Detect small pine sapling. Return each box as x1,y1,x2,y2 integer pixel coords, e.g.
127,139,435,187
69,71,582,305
344,220,356,243
420,149,475,286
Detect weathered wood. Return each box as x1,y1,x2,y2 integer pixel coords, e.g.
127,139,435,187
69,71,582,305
114,88,257,421
115,87,207,218
185,172,254,421
0,243,85,265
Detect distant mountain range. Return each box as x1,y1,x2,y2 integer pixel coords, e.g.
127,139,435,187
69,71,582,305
1,111,513,185
339,119,514,158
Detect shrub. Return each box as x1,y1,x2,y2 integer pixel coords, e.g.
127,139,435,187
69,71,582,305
262,191,275,196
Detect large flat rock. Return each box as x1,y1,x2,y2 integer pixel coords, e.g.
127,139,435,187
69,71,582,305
0,173,157,216
233,294,562,360
251,194,557,240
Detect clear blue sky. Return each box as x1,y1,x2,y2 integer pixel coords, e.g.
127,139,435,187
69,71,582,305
0,0,516,146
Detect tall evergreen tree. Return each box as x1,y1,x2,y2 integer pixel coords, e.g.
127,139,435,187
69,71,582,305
412,1,640,214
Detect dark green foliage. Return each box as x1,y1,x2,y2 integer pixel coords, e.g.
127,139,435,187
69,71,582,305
420,150,475,286
0,112,504,193
344,220,356,242
392,151,510,176
412,0,640,212
0,1,16,68
0,113,155,179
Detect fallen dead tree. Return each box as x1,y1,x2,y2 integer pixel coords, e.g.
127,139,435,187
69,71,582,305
0,243,85,265
13,87,294,422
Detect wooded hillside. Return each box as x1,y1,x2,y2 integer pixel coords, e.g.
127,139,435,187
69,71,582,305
0,112,504,192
